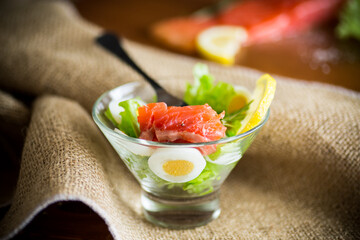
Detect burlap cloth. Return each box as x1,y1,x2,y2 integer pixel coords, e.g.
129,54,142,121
0,0,359,239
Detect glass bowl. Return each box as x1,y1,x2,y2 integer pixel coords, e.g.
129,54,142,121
92,81,269,229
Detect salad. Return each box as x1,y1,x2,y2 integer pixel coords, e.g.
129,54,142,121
104,63,276,196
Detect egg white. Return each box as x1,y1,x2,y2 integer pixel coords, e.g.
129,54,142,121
148,148,206,183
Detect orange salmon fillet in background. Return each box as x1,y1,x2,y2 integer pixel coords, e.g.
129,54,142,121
150,0,345,53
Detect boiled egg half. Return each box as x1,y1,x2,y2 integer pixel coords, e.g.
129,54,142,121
148,148,206,183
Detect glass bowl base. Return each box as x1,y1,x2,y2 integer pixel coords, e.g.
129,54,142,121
141,190,221,229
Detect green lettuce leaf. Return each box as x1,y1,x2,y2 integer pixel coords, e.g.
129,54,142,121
184,63,236,114
221,101,252,137
105,98,145,138
336,0,360,41
184,63,252,137
182,161,223,195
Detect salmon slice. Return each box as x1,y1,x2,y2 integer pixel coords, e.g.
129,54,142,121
219,0,345,44
150,0,344,52
137,102,167,141
137,103,226,154
150,17,216,54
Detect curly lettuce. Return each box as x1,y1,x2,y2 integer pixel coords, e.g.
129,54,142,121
184,63,251,137
105,98,145,137
182,161,222,195
184,63,237,114
222,101,252,137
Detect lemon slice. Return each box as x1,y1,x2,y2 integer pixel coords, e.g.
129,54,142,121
227,86,252,114
239,74,276,134
196,26,248,65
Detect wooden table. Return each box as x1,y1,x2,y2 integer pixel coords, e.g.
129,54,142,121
4,0,360,239
73,0,360,92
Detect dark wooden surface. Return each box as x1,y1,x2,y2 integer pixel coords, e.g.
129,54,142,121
2,0,360,239
74,0,360,91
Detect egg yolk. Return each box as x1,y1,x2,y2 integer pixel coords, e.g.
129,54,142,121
228,95,247,114
163,160,194,176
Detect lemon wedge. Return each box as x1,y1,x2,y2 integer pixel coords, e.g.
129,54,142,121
196,26,248,65
227,86,252,114
239,74,276,134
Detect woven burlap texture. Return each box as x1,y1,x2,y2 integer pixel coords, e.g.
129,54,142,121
0,0,359,239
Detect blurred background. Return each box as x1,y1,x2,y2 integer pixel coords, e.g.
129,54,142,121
2,0,359,239
74,0,360,91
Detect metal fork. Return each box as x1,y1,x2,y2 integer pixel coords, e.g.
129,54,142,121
96,32,187,106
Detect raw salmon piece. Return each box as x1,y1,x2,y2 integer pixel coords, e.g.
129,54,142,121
150,17,216,53
219,0,344,44
138,102,226,148
150,0,344,52
138,103,225,155
217,0,286,28
137,102,167,141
